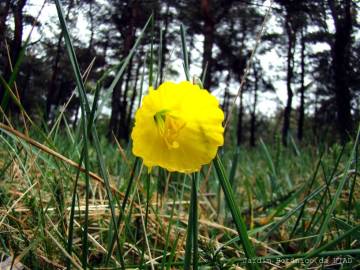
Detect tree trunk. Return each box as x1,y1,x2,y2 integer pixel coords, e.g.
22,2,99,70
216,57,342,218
282,13,296,146
109,1,137,141
237,89,244,146
102,31,109,59
313,89,319,140
0,0,12,103
1,0,27,112
222,73,231,117
21,67,32,111
118,58,133,141
46,0,74,121
159,3,170,84
46,37,63,120
329,0,353,143
0,0,11,51
88,0,94,52
297,28,306,141
11,0,27,64
127,60,141,131
108,79,123,138
250,67,258,147
200,0,214,90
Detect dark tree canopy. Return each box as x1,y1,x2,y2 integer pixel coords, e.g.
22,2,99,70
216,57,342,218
0,0,359,145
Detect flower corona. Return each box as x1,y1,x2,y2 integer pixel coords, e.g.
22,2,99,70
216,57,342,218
131,81,224,173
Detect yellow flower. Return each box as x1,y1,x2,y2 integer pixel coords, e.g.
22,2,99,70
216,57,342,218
131,81,224,173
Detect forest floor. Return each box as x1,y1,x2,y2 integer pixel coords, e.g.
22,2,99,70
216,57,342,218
0,122,359,269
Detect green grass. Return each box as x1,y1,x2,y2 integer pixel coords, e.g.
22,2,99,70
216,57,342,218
0,1,359,269
1,123,359,269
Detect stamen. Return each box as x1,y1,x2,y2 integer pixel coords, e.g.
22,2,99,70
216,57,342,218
154,110,186,149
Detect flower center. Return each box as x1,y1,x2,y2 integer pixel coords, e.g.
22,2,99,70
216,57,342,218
154,110,186,149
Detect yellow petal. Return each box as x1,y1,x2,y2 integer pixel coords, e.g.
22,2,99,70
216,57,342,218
131,81,224,173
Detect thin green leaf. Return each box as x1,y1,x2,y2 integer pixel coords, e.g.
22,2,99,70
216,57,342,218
314,124,360,247
213,155,258,270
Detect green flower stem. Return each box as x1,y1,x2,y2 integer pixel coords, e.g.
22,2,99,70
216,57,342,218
214,155,258,270
184,173,199,270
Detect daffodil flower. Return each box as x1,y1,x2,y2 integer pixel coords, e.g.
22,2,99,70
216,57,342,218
131,81,224,173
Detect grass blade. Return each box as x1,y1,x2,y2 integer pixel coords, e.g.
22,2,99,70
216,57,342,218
53,1,92,268
106,157,139,264
184,173,199,270
213,155,258,270
314,124,360,247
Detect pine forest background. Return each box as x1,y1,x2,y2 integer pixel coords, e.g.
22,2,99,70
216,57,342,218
0,0,360,269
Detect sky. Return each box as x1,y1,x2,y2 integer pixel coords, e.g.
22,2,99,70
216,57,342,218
22,0,339,118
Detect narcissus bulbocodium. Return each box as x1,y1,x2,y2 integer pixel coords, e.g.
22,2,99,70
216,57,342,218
131,81,224,173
